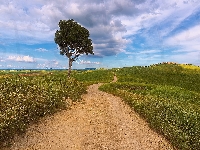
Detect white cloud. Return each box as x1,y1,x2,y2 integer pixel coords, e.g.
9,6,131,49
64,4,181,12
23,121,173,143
35,48,48,52
0,0,133,56
53,60,59,65
169,51,200,64
36,60,60,69
122,0,200,44
139,49,161,54
166,25,200,46
0,58,5,62
7,55,35,63
7,65,12,68
164,24,200,63
77,60,100,65
1,0,200,68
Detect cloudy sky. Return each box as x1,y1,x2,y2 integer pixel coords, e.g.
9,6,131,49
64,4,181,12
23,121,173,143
0,0,200,69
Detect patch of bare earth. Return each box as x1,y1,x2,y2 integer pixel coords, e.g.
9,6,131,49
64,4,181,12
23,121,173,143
7,77,174,150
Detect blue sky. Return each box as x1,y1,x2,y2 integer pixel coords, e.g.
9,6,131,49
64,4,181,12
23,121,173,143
0,0,200,69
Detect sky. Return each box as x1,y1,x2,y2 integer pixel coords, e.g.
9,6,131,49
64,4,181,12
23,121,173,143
0,0,200,69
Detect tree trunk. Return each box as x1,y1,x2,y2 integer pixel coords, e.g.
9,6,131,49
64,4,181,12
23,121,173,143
68,58,73,77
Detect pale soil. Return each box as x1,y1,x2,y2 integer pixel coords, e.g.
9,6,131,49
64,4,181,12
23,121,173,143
7,77,174,150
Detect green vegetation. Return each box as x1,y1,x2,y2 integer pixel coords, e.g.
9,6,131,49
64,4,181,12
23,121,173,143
1,64,200,150
54,19,94,77
100,64,200,150
72,69,114,85
115,64,200,92
0,71,87,146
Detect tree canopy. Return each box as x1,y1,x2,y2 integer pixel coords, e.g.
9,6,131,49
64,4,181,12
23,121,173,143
54,19,93,77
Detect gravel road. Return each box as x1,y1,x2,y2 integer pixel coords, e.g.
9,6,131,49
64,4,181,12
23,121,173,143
8,80,174,150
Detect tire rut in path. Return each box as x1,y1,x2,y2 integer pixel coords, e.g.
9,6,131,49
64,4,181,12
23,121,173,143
9,83,174,150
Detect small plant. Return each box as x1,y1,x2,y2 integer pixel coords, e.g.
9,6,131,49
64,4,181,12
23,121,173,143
0,71,87,146
99,64,200,150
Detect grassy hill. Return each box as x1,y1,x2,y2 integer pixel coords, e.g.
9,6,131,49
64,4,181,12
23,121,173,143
100,63,200,150
1,64,199,149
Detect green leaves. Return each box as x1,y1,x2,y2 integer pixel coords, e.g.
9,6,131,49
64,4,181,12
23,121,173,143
55,19,93,57
54,19,93,77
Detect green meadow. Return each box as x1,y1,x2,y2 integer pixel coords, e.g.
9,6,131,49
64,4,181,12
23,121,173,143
0,70,87,146
99,64,200,150
0,63,200,150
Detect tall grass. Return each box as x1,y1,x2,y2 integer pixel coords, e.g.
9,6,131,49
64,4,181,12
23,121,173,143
114,64,200,92
99,64,200,150
0,71,87,146
72,69,114,85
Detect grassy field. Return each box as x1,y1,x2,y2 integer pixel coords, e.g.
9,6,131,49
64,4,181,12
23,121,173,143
99,64,200,150
1,65,199,149
72,69,114,85
0,70,87,146
0,69,113,146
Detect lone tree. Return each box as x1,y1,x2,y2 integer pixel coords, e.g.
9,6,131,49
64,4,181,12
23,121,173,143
54,19,94,77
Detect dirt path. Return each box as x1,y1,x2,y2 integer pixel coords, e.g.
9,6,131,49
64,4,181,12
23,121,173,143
8,78,174,150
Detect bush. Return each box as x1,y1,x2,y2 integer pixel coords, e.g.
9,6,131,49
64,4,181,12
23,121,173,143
0,72,87,146
100,64,200,150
